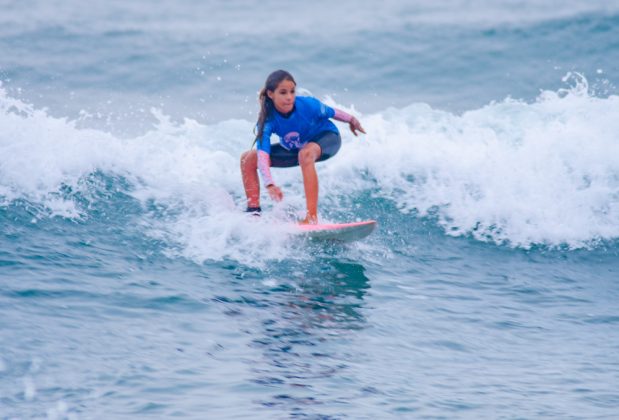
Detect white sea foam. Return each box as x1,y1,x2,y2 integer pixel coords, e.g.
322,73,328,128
2,75,618,260
325,73,619,248
0,85,303,266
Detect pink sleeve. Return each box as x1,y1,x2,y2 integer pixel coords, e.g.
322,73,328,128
257,150,275,187
333,108,354,123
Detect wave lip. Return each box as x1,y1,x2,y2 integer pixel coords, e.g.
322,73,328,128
326,73,619,249
2,75,619,256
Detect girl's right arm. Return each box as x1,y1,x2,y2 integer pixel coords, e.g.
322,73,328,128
257,124,283,202
257,150,275,187
257,122,275,187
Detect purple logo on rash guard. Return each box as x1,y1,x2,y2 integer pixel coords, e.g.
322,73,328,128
283,131,303,149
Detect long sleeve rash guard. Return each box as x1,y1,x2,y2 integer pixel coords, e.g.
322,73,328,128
256,96,353,187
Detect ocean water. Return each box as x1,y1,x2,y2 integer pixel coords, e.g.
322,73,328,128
2,0,619,418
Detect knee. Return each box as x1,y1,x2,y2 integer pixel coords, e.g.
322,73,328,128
298,147,319,167
241,150,257,168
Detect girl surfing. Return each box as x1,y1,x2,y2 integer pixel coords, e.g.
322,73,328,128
240,70,366,224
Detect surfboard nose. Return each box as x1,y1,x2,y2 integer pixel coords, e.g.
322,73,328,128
296,220,377,242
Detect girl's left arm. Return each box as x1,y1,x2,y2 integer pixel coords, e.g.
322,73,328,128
332,108,366,136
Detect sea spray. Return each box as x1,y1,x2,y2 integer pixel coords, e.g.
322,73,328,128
2,76,618,262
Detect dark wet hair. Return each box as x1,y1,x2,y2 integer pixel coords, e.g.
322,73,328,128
254,70,296,146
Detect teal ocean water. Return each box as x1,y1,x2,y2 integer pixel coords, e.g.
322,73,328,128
2,1,619,418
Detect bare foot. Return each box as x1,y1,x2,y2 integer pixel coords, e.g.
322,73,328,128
298,214,319,225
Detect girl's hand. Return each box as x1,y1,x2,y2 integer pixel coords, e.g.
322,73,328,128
267,184,283,202
349,117,366,136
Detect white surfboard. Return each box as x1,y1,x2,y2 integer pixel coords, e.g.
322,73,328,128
296,220,377,242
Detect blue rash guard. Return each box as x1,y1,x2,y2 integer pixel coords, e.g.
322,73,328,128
255,95,355,187
257,96,339,154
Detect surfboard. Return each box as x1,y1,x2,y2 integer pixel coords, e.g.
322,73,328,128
296,220,377,242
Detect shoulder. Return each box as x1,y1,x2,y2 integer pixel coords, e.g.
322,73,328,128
297,96,334,118
265,113,275,123
296,95,320,108
261,118,274,137
296,96,330,114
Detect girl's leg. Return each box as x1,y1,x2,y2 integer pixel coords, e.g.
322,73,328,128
240,150,260,209
298,143,322,224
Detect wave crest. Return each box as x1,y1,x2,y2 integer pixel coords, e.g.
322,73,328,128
2,76,618,254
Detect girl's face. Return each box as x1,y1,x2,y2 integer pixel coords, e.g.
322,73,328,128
267,79,296,114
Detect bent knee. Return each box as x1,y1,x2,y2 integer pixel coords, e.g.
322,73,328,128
241,150,257,166
298,146,320,166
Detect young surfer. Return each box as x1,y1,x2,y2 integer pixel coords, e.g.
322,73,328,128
240,70,366,224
